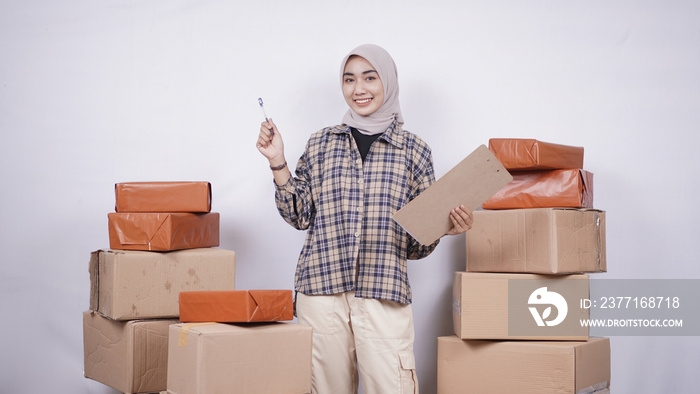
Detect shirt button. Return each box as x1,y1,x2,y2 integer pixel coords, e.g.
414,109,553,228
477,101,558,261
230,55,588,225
357,207,363,213
356,158,361,164
354,232,360,237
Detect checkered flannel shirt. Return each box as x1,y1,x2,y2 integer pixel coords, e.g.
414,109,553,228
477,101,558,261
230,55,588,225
275,121,439,305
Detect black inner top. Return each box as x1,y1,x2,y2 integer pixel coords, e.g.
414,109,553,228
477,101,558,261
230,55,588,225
351,127,382,162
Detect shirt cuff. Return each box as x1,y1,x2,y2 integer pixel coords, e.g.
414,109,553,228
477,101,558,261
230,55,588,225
274,177,295,194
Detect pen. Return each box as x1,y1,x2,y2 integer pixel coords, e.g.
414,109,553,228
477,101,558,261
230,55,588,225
258,98,273,136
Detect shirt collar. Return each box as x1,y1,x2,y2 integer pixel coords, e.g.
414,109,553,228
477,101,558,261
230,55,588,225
332,119,405,149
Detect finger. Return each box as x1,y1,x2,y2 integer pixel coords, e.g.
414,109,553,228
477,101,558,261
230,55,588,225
450,209,468,231
455,205,473,228
268,118,279,135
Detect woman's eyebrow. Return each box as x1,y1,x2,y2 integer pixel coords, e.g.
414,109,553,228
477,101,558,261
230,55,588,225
343,69,378,77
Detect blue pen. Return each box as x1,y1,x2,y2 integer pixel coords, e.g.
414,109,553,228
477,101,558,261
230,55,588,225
258,98,273,136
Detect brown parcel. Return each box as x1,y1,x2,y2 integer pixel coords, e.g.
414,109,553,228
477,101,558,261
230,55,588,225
437,336,610,394
482,169,593,209
179,290,294,323
89,248,236,320
466,208,606,274
83,311,177,394
108,212,219,251
453,272,590,340
167,322,312,394
115,181,212,213
488,138,584,171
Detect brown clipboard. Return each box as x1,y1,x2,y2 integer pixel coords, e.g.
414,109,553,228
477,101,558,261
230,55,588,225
392,145,513,245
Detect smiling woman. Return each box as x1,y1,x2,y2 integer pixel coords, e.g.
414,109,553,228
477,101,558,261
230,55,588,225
342,56,385,117
254,43,474,394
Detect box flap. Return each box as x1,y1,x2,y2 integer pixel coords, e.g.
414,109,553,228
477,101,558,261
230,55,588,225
108,212,169,247
575,338,611,392
249,290,294,322
393,145,512,245
89,251,100,311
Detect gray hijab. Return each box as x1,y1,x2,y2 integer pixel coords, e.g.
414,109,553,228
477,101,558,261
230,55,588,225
340,44,404,135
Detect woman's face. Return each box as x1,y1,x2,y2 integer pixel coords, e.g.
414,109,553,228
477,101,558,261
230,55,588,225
342,56,384,116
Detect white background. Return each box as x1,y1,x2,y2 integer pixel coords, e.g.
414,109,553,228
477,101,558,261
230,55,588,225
1,1,699,393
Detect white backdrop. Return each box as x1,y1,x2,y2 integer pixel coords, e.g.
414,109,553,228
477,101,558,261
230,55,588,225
1,1,699,393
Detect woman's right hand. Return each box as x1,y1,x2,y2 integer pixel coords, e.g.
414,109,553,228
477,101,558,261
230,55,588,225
256,118,285,165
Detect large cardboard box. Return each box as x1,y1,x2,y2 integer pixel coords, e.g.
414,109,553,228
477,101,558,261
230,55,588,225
108,212,220,251
167,322,313,394
437,336,610,394
115,181,212,213
179,290,294,323
83,311,177,394
482,169,593,209
488,138,584,171
89,248,236,320
453,272,590,340
466,208,606,274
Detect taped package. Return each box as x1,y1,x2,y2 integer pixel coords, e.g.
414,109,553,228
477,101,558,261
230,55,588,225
466,208,606,274
179,290,294,323
108,212,219,251
89,248,235,320
83,311,177,394
482,169,593,209
488,138,584,171
437,335,610,394
167,322,312,394
115,181,212,213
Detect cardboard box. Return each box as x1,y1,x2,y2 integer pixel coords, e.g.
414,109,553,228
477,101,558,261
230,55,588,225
108,212,220,251
437,336,610,394
167,322,312,394
115,181,212,213
482,169,593,209
83,311,177,394
179,290,294,323
466,208,606,274
393,144,513,245
488,138,584,171
453,272,590,340
89,248,236,320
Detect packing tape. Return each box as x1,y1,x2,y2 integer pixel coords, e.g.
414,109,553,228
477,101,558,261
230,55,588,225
178,322,218,347
595,211,602,271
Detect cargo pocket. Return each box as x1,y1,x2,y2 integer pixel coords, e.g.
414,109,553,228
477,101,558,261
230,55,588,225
398,351,418,394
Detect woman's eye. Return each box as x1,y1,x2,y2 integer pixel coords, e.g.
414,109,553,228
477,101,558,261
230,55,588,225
344,78,355,83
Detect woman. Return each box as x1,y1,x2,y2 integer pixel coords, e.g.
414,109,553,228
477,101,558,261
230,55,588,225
256,43,473,394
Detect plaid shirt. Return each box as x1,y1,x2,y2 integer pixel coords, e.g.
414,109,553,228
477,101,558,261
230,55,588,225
275,120,439,305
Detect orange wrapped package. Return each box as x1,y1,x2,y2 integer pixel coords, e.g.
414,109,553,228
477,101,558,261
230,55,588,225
108,212,220,251
115,181,212,213
482,169,593,209
179,290,294,323
489,138,584,171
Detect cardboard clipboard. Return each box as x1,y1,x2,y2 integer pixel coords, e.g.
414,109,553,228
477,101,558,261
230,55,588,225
392,145,512,245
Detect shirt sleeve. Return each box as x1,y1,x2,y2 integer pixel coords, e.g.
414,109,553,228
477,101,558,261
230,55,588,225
406,141,440,260
274,150,315,231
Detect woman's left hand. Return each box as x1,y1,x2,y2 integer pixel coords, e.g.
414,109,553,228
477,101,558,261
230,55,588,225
445,205,474,236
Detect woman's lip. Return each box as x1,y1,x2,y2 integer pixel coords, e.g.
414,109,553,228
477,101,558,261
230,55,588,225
354,98,373,105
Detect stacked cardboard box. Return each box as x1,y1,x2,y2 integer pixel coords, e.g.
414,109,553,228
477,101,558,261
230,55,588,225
83,182,313,394
83,182,237,394
438,140,611,393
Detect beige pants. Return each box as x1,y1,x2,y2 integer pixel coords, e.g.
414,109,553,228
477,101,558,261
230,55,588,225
296,292,418,394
